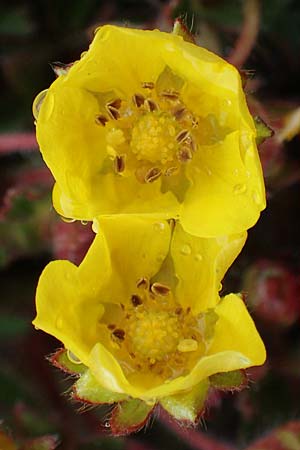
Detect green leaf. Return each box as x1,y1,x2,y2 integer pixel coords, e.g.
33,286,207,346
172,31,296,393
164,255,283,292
49,349,86,375
73,370,128,404
209,370,247,391
254,116,274,145
110,398,155,436
159,379,209,423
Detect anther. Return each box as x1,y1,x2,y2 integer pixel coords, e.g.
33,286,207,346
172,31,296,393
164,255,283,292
144,167,162,183
161,90,180,100
150,282,171,296
107,105,120,120
95,115,108,126
112,329,125,340
108,98,122,109
173,108,186,120
131,294,143,307
142,82,155,89
176,129,190,143
145,99,158,112
136,277,149,289
114,155,125,173
177,338,198,352
186,135,196,152
133,93,145,107
177,146,193,162
164,166,179,176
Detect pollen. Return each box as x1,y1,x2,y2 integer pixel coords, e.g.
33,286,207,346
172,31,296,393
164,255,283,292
127,310,180,361
130,112,179,164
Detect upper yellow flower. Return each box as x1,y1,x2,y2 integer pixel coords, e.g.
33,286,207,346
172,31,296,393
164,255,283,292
33,25,265,237
33,215,265,403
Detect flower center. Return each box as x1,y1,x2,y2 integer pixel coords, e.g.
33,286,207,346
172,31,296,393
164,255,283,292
97,277,219,381
130,112,178,164
127,309,180,361
94,67,200,184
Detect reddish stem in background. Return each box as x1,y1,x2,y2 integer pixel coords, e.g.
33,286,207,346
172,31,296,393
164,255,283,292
0,132,37,154
160,410,237,450
227,0,260,68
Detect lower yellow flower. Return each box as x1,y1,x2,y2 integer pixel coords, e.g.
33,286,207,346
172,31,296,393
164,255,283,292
33,216,265,433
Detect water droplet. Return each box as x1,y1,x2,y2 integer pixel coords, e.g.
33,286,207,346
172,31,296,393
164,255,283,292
32,89,48,119
252,190,261,205
233,183,247,195
60,216,76,223
181,244,191,255
206,167,212,176
104,421,111,428
233,168,239,176
153,222,165,232
67,350,82,365
92,219,99,233
34,325,40,331
41,91,55,121
194,253,203,262
81,220,89,226
218,282,223,291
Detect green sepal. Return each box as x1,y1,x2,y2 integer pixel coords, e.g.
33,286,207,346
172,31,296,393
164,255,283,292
21,435,59,450
73,370,128,404
110,398,155,436
159,379,209,423
172,18,196,44
254,116,274,145
209,370,247,391
49,348,86,375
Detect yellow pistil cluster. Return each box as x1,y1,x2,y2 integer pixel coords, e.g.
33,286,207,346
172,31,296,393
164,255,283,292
130,111,178,164
94,68,198,183
127,309,180,361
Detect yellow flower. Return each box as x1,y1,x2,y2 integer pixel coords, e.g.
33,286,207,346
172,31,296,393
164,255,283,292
33,25,265,237
33,216,265,413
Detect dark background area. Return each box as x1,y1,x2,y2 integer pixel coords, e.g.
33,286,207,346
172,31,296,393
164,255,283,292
1,1,300,449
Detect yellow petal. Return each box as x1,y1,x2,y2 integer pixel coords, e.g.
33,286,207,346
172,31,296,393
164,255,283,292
53,173,179,221
207,293,266,364
33,260,105,366
171,222,247,312
36,83,107,201
93,215,171,302
181,131,266,237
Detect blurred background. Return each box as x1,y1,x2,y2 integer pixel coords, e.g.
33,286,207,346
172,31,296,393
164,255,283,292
1,1,300,449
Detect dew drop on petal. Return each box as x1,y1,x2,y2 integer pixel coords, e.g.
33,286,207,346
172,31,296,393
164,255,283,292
81,220,89,226
233,183,247,195
67,350,82,365
32,89,48,119
194,253,203,262
60,216,76,223
180,244,191,255
153,222,166,232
